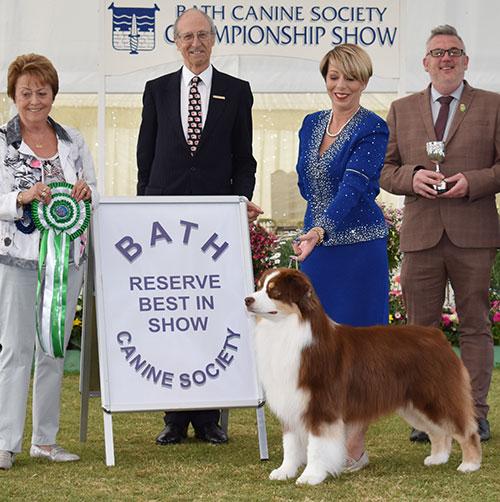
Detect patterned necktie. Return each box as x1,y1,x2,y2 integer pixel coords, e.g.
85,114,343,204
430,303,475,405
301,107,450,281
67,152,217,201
187,76,202,154
434,95,453,141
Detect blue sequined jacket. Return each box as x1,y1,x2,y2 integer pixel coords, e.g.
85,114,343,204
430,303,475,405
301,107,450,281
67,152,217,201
296,107,389,246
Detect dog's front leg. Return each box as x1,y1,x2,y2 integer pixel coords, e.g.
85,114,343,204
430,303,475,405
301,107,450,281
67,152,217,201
296,420,346,485
269,430,307,481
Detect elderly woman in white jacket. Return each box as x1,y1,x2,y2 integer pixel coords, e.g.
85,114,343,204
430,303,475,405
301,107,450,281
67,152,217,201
0,54,99,470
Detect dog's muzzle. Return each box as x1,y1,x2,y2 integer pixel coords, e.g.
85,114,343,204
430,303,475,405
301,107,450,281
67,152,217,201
244,296,255,311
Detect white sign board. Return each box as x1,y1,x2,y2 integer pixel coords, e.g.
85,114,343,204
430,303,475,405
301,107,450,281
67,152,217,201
93,196,262,413
103,0,400,78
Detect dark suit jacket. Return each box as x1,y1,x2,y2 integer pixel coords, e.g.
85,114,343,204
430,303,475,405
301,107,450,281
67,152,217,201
137,67,257,199
380,81,500,252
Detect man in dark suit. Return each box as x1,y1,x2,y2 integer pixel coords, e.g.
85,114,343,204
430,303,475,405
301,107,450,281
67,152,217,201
380,25,500,443
137,8,261,445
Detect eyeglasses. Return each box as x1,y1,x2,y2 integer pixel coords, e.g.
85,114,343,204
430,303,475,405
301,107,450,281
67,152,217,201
177,30,213,43
426,48,465,58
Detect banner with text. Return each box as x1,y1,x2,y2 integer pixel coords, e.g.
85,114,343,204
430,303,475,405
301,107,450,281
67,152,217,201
104,0,400,77
93,196,261,412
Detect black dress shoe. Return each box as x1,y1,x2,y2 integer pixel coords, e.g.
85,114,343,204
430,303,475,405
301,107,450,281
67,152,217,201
477,418,490,442
194,422,228,444
156,424,188,445
410,428,430,443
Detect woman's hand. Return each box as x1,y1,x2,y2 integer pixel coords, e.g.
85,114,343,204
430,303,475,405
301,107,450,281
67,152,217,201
291,228,321,262
71,180,92,202
18,182,52,205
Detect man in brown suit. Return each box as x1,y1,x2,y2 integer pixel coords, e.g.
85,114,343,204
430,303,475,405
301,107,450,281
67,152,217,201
380,24,500,442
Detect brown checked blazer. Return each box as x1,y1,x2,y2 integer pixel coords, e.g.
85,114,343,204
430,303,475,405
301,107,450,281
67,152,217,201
380,81,500,252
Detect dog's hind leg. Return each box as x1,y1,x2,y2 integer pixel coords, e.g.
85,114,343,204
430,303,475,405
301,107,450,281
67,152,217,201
270,429,307,481
296,420,346,485
455,430,481,472
424,434,452,466
398,406,452,466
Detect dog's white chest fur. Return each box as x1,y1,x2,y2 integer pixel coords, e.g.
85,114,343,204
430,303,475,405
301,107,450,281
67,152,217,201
254,314,312,426
246,268,482,485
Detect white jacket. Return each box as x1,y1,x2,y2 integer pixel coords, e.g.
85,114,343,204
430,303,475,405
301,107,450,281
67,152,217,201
0,115,99,268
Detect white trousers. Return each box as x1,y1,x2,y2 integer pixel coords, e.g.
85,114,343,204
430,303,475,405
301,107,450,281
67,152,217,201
0,262,84,452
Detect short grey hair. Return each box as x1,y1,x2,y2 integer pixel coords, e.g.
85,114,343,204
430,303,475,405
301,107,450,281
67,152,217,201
173,8,216,39
427,24,466,53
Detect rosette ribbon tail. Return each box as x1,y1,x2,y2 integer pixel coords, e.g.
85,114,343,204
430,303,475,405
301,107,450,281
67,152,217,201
36,229,70,358
31,182,90,359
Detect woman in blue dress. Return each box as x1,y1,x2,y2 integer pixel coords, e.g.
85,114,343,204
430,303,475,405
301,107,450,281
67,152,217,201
292,44,389,473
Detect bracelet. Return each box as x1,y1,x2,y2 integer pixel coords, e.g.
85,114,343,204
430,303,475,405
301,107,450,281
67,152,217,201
17,192,24,207
311,226,325,246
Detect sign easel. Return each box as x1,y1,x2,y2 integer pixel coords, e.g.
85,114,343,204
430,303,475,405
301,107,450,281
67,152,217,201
79,196,268,465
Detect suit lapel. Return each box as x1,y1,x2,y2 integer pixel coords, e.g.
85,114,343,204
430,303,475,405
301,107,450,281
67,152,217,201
161,69,189,150
445,81,474,146
198,68,227,147
418,86,436,140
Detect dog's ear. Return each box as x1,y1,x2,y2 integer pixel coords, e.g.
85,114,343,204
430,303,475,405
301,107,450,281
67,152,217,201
287,271,325,316
296,285,315,312
281,271,313,306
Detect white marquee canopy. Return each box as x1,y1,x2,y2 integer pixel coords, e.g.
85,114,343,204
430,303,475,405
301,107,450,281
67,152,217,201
1,0,499,95
1,0,498,214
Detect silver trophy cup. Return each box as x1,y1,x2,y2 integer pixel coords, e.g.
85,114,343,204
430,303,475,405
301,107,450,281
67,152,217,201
426,141,447,194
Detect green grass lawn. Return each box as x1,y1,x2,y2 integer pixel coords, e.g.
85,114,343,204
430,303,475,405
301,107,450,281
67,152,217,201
2,371,500,502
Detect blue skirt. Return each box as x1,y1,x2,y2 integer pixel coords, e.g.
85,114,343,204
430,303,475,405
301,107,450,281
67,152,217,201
301,237,389,327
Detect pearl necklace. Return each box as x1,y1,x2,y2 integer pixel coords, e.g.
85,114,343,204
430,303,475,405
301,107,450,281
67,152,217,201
326,107,360,138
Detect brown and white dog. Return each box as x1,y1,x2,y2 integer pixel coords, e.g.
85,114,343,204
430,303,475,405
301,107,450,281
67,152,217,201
245,268,481,485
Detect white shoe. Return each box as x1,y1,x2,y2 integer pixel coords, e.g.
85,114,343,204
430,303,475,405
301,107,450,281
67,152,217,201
343,450,369,473
30,444,80,462
0,450,15,470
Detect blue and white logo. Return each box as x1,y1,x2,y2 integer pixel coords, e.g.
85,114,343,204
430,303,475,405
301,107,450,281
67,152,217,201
108,3,160,54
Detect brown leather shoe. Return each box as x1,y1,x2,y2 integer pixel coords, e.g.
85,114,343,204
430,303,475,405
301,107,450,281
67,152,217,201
194,423,228,444
156,424,188,445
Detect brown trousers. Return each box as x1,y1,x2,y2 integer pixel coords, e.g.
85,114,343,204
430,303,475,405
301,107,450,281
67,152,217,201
401,232,497,419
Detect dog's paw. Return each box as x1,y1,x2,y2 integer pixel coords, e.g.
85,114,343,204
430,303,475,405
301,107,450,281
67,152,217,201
296,467,328,485
457,462,481,473
269,466,297,481
424,452,449,466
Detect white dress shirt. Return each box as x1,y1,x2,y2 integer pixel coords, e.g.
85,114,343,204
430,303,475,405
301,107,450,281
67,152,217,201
180,65,213,141
430,82,464,141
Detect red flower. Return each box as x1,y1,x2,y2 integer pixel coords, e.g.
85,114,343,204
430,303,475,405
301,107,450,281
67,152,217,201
250,222,277,283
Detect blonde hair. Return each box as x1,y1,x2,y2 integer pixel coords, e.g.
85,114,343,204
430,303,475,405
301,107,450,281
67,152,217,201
320,44,372,84
7,53,59,100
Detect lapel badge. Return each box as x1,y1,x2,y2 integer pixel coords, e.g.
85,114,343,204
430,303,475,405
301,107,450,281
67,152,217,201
213,95,225,100
460,103,466,112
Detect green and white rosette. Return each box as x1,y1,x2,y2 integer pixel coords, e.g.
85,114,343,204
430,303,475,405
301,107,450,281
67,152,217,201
32,182,90,358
